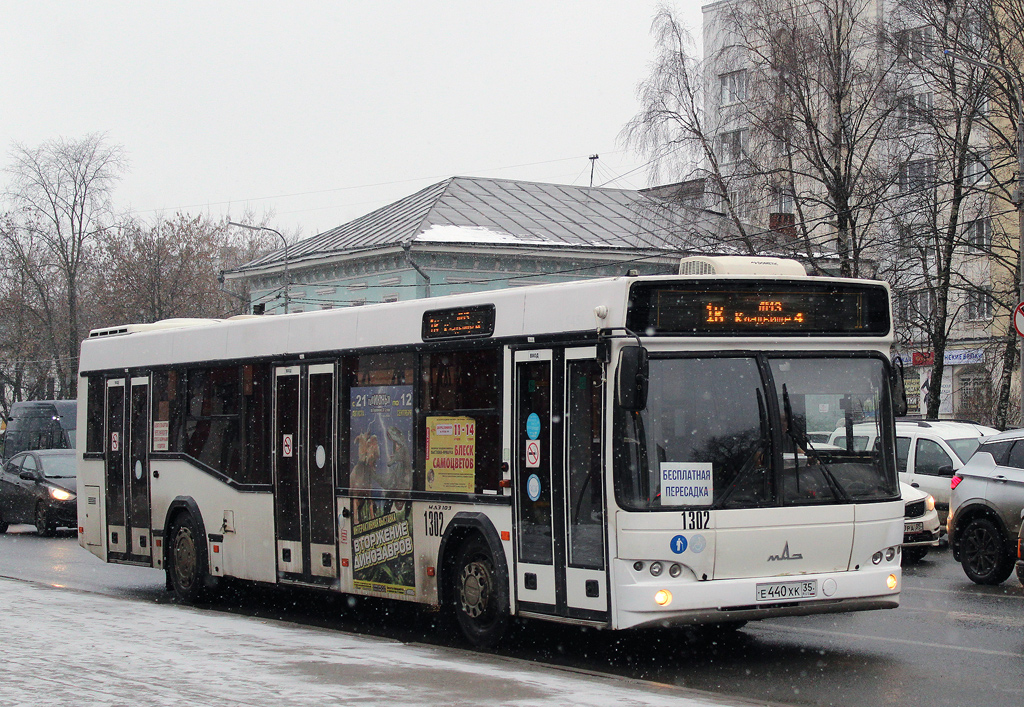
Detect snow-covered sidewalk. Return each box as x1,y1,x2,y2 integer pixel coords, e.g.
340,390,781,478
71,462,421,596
0,577,753,707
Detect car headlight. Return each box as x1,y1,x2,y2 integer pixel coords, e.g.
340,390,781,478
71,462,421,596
49,487,75,501
925,495,935,512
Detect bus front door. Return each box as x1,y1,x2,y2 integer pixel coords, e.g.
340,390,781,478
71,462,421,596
513,347,608,623
273,364,338,586
104,377,152,564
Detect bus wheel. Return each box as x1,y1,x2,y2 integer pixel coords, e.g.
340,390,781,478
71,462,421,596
168,513,209,602
451,535,509,649
35,503,55,537
960,517,1014,585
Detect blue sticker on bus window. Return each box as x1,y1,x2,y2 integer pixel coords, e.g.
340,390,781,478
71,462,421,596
670,535,688,554
526,413,541,440
527,473,542,501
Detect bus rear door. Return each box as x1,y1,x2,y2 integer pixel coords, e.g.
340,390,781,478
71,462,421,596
104,376,152,564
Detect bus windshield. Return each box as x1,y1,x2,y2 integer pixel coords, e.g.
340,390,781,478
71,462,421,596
614,354,899,510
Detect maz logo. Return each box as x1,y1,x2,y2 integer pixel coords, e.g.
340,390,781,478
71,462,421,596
767,542,803,562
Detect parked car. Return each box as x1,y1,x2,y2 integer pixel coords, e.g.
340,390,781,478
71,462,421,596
896,420,998,524
901,481,940,562
948,428,1024,585
830,419,997,524
0,449,77,536
1,400,77,462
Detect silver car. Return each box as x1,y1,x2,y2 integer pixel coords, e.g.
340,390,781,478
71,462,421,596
948,428,1024,585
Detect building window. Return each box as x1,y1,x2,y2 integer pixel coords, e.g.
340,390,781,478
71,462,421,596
907,289,935,319
897,26,935,64
965,290,993,320
967,217,992,252
718,129,748,164
896,224,922,258
899,159,935,192
898,92,933,129
958,373,989,414
965,155,989,186
720,70,747,104
774,186,795,214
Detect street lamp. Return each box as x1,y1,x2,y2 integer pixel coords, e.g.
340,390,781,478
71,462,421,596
944,49,1024,423
228,221,290,315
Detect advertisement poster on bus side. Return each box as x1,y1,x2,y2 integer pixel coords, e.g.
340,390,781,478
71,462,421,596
351,503,415,596
425,416,476,493
349,384,415,595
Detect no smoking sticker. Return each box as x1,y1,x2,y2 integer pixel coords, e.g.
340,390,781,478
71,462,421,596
525,439,541,468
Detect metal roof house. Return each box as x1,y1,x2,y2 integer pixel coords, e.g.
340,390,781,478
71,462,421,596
222,175,741,313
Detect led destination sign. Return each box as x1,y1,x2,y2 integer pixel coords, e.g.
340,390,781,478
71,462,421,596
627,281,890,335
422,304,496,340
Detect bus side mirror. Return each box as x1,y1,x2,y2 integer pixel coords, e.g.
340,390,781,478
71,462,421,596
617,346,649,411
891,357,908,417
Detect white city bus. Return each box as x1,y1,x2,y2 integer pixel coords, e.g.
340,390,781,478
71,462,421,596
77,256,905,647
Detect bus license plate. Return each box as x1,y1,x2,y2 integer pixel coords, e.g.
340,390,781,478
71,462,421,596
905,521,924,533
755,580,817,602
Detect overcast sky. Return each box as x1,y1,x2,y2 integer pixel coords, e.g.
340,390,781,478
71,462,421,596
0,2,704,239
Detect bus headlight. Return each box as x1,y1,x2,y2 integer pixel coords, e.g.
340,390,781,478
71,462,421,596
872,551,883,565
887,574,898,590
649,561,663,577
654,589,672,606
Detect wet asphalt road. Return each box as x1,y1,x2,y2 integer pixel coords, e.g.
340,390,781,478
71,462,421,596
2,526,1022,707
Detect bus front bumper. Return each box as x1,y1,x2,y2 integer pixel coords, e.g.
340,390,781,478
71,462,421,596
613,564,901,631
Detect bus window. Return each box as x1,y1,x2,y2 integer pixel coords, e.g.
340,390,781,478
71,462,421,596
615,356,771,511
185,367,242,476
86,377,105,453
345,352,415,492
770,357,897,503
419,349,502,495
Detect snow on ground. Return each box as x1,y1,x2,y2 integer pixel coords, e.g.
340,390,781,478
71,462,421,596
0,578,748,707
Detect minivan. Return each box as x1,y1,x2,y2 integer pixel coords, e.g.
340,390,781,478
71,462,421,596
2,400,77,462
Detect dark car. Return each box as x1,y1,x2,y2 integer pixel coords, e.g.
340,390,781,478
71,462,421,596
0,450,77,536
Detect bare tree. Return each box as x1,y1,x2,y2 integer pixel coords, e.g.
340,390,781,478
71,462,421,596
2,134,125,397
885,0,1024,425
730,0,908,277
95,213,278,325
622,8,759,253
626,1,907,276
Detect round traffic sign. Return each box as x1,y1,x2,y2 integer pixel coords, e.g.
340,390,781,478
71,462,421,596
1015,302,1024,337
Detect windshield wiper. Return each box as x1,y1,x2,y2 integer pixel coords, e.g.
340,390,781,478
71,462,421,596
782,384,850,502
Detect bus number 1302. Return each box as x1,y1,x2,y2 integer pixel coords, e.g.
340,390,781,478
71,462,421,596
683,510,710,530
424,510,445,537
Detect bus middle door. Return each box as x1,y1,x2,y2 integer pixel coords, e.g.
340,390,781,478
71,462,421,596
273,364,338,586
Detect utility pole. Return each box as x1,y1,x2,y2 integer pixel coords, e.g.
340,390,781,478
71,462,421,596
589,154,599,188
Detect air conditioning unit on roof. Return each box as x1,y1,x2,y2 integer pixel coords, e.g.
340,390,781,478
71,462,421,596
678,256,806,277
